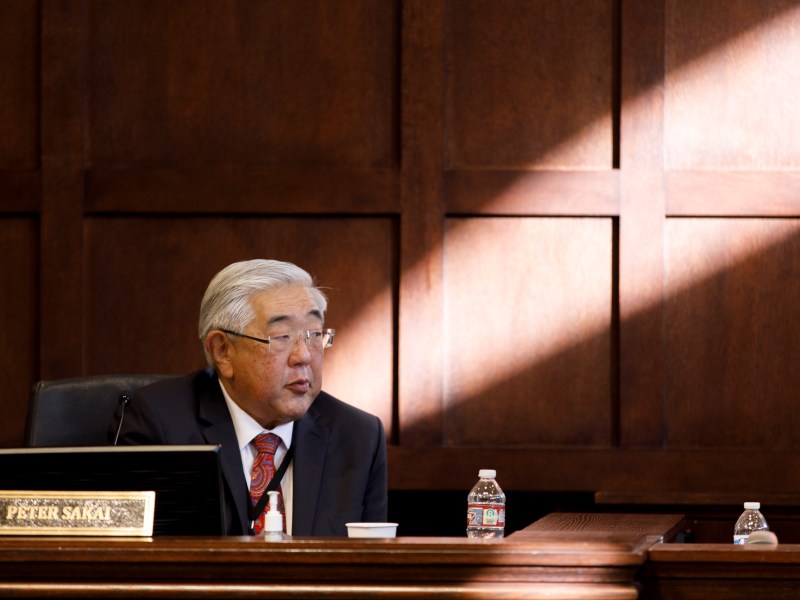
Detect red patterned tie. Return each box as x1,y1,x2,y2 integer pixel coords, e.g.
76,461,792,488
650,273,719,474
249,432,284,534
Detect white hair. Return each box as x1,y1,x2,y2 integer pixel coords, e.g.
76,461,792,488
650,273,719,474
198,259,327,365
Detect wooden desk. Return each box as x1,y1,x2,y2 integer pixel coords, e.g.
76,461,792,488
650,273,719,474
642,543,800,600
0,518,683,600
25,513,799,599
515,512,688,542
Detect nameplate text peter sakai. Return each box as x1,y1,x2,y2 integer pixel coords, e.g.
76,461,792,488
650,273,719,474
0,490,155,536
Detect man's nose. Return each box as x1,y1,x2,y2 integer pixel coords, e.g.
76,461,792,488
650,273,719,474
288,335,312,362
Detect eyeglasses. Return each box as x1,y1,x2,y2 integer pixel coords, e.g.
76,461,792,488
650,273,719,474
220,328,335,354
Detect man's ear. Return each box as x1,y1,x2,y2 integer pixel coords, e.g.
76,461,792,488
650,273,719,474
205,330,234,379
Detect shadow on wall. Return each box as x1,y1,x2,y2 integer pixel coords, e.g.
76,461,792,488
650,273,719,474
399,1,800,446
437,223,800,451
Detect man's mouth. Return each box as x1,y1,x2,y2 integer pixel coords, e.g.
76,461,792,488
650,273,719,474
286,378,311,394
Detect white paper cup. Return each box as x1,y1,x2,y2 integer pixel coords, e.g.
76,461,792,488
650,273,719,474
346,522,398,538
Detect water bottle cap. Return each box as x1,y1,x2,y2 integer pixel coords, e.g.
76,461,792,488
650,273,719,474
478,469,496,479
743,501,760,510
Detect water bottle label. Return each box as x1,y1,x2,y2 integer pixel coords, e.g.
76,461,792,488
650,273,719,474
467,504,505,528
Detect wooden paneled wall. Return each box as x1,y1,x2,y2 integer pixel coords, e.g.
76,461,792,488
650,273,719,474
2,0,800,503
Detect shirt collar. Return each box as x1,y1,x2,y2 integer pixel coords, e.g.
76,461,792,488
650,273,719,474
218,379,294,451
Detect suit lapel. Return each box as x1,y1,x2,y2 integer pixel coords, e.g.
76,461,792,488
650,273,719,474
291,401,328,536
190,375,333,536
196,376,250,534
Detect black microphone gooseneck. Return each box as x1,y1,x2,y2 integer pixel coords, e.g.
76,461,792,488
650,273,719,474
112,391,132,446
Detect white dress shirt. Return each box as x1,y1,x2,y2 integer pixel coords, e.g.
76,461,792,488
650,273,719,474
218,380,295,534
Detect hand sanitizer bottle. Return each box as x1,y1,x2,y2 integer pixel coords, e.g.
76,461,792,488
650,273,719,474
262,490,289,541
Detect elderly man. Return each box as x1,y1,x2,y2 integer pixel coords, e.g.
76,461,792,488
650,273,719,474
111,259,387,536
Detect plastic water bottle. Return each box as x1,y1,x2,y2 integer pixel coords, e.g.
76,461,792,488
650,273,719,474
467,469,506,538
733,501,769,544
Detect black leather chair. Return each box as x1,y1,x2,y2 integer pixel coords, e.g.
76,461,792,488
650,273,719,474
25,374,173,447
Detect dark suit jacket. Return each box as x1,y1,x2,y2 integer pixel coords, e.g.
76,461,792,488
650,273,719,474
111,368,388,536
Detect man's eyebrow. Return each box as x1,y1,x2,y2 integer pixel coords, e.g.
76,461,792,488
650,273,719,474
267,309,323,326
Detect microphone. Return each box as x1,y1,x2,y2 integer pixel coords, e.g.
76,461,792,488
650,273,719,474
112,391,133,446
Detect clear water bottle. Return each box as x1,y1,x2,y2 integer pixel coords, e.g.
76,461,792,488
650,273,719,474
467,469,506,538
733,501,769,544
